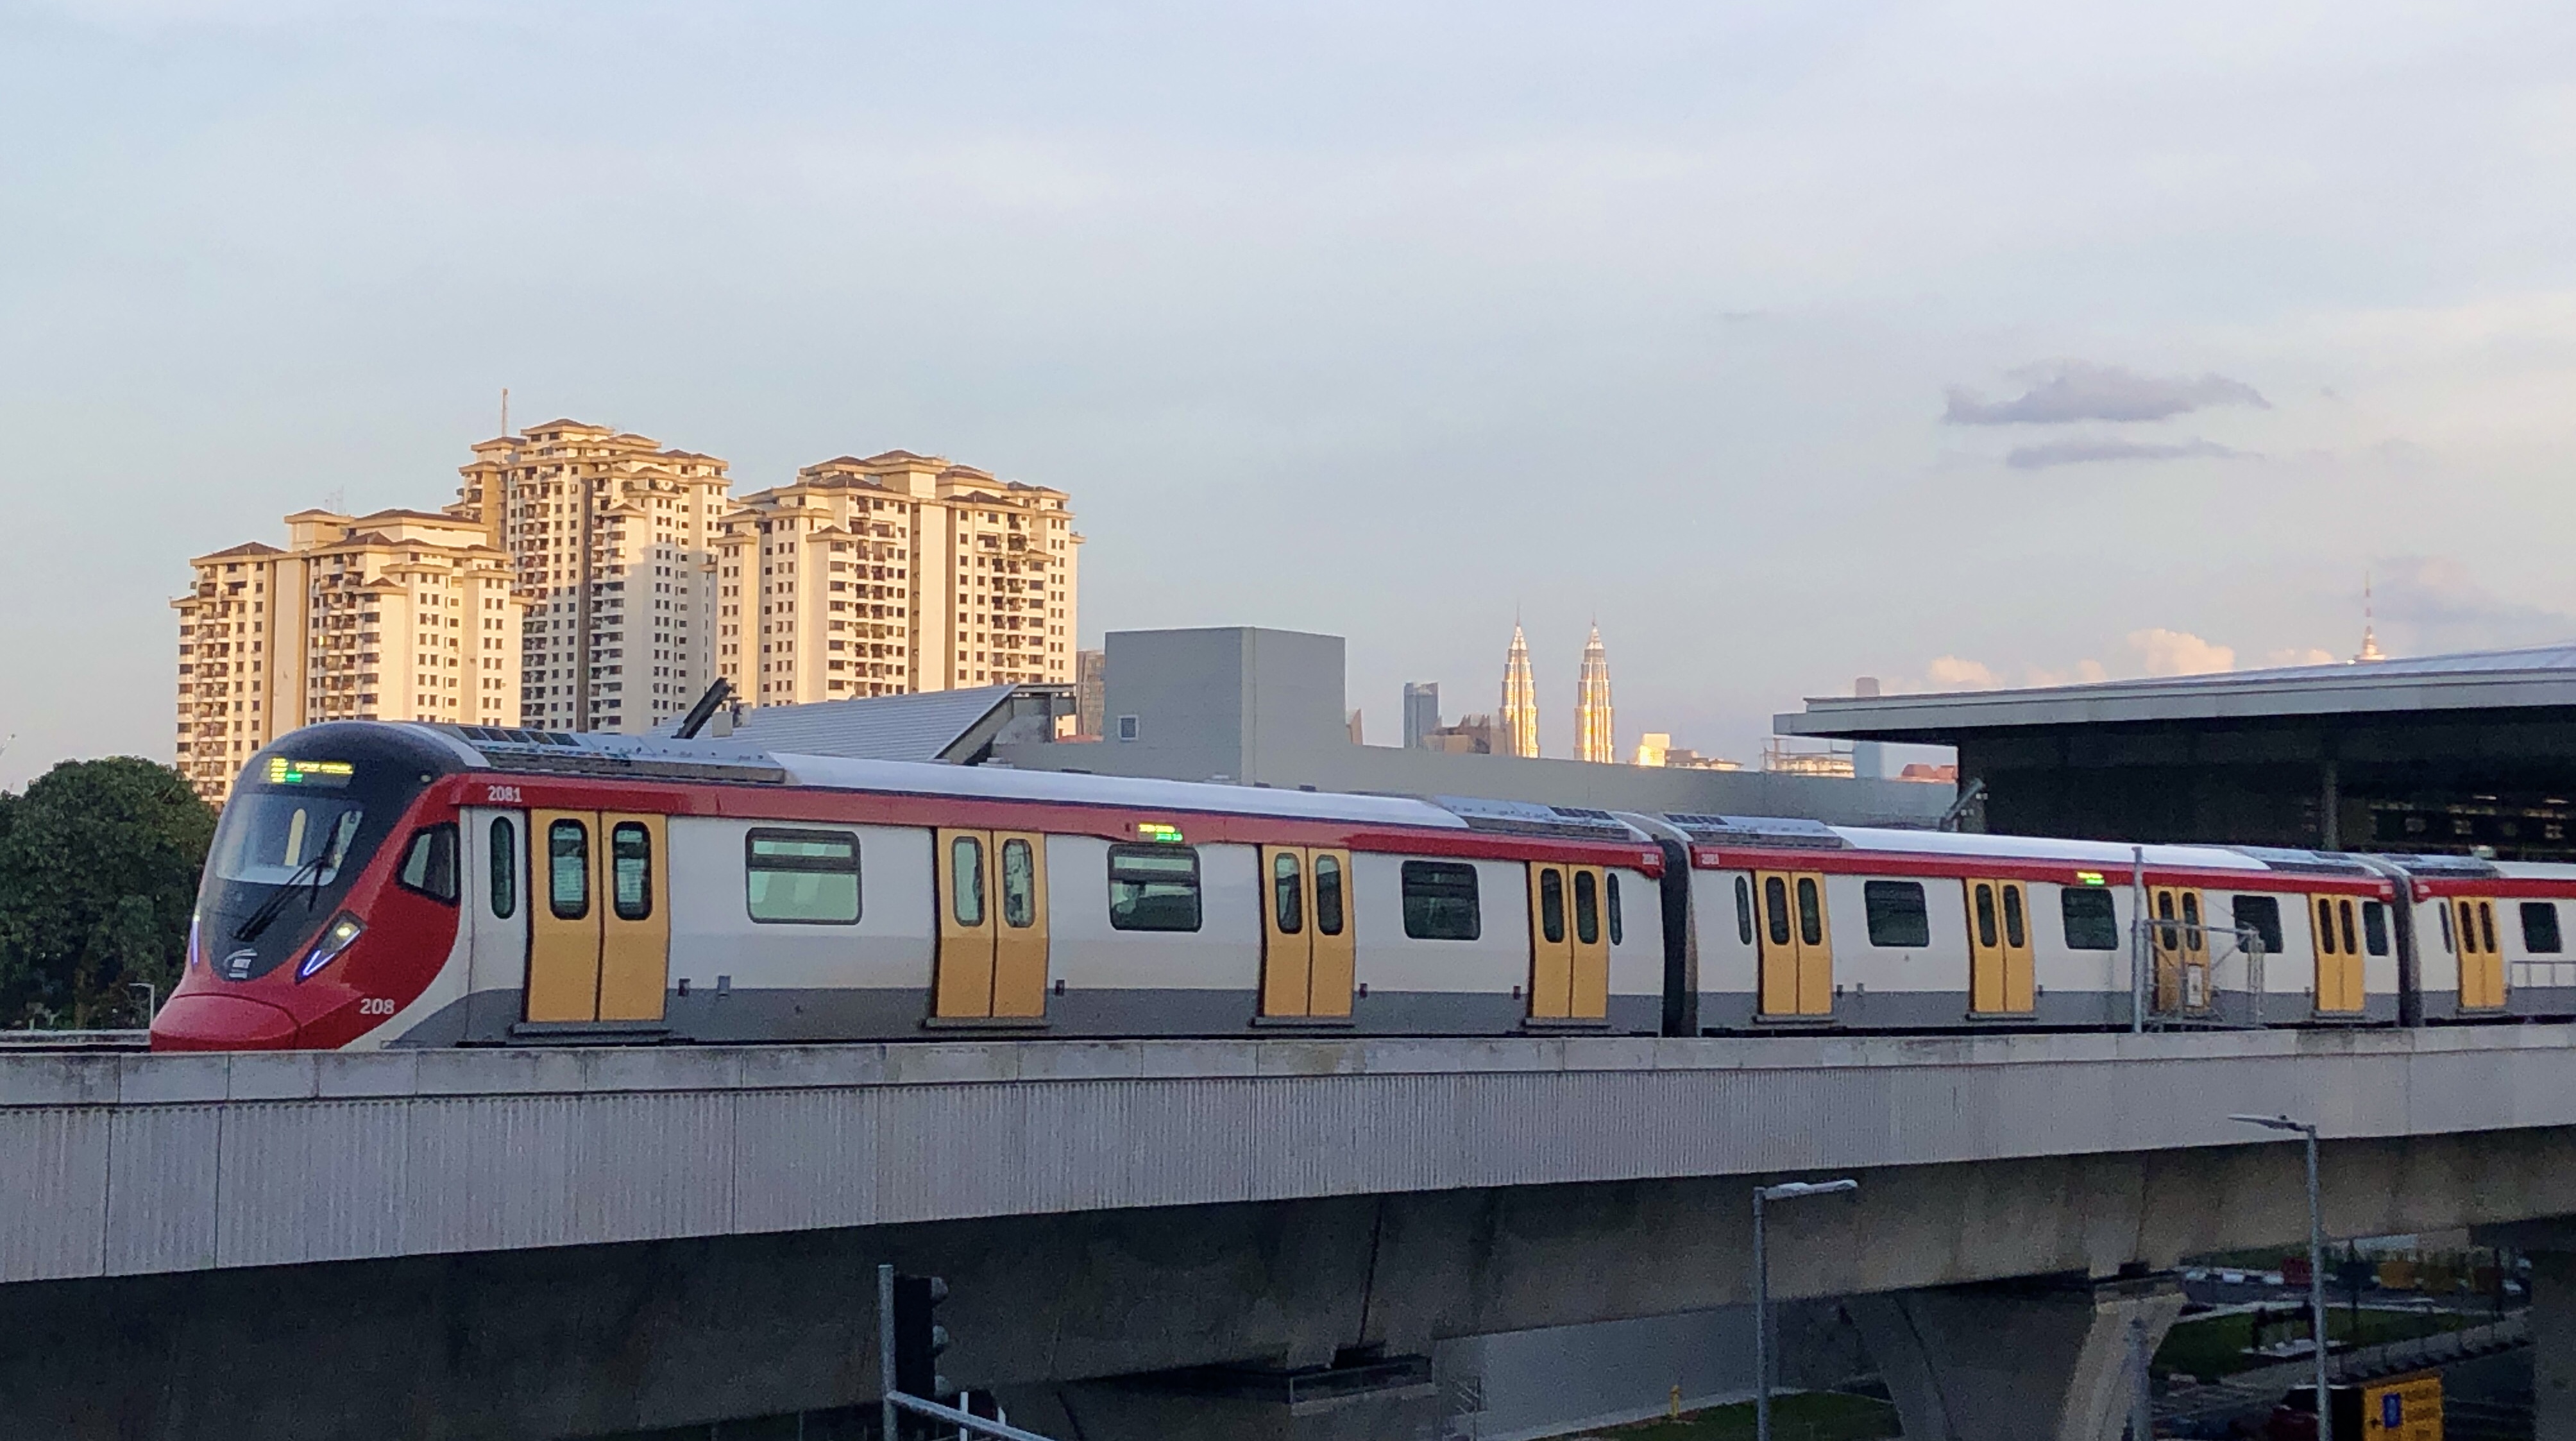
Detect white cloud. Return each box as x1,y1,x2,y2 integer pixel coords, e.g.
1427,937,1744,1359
1924,655,2003,689
2263,647,2339,667
2128,628,2235,676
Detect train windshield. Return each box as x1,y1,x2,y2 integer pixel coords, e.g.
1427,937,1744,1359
211,794,368,886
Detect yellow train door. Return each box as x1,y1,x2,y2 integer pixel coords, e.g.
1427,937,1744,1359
1965,878,2035,1016
526,810,668,1023
990,832,1050,1019
1756,871,1799,1017
1308,849,1354,1018
1262,845,1313,1018
597,814,669,1022
1756,870,1835,1018
1527,863,1575,1019
934,828,997,1018
2149,886,2209,1011
2312,894,2362,1014
527,810,600,1022
1569,865,1610,1021
2455,896,2504,1010
1792,871,1833,1016
1263,846,1355,1019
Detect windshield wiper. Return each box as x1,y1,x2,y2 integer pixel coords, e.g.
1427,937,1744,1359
233,852,331,942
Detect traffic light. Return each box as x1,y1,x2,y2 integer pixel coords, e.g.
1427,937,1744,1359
890,1273,951,1401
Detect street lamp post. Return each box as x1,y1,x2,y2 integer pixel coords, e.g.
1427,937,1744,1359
1754,1179,1859,1441
2233,1113,2329,1441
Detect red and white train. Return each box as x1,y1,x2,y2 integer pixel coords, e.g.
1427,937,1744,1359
151,720,2576,1051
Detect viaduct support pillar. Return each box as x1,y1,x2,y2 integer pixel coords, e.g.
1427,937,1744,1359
1847,1274,2184,1441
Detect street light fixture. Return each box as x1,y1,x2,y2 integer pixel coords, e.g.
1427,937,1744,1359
1754,1179,1858,1441
2232,1113,2329,1441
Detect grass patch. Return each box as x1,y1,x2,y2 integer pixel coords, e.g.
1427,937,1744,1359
1577,1390,1901,1441
2154,1308,2475,1380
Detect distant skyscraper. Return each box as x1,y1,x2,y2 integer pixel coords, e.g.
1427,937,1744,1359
2356,574,2386,663
1574,624,1614,763
1402,681,1442,749
1500,625,1539,758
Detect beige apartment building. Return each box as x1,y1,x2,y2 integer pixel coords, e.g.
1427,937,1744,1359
453,420,730,734
173,509,525,801
714,451,1080,706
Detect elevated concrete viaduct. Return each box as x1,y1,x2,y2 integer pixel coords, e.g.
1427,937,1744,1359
8,1028,2576,1440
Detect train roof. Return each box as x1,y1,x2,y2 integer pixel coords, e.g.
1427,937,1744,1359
407,722,1652,841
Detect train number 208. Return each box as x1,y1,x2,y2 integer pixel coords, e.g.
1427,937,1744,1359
358,998,398,1017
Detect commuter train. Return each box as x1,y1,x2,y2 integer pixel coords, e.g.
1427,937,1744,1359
151,720,2576,1051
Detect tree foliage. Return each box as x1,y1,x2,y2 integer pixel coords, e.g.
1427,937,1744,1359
0,758,215,1028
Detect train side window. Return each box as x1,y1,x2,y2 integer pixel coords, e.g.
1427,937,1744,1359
2437,901,2453,953
1573,870,1600,945
1795,877,1824,947
2232,895,2283,955
2338,899,2358,956
951,835,986,926
1863,880,1929,948
2001,884,2026,950
398,824,458,904
1539,869,1566,944
1400,860,1480,940
1108,844,1201,932
1272,851,1304,935
1001,839,1037,929
548,819,589,921
2514,902,2555,959
745,828,861,925
2060,889,2119,950
1734,877,1754,946
489,817,516,919
1314,854,1345,937
2314,898,2339,953
1764,876,1792,946
1606,873,1622,946
2479,901,2498,954
1973,883,1997,948
2362,901,2389,956
611,823,652,921
2524,902,2562,954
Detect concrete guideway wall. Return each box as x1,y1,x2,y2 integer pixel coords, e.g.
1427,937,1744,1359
8,1027,2576,1288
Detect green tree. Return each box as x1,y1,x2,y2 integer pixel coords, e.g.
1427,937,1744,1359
0,758,215,1028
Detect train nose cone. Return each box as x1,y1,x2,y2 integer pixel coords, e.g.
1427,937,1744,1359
151,994,300,1051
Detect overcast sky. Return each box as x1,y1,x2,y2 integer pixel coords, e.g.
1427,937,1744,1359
8,1,2576,787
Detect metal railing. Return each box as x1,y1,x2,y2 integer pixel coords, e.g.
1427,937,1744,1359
2132,916,2270,1028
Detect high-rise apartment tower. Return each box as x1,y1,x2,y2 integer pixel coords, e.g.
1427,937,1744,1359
1575,624,1615,763
712,451,1079,706
174,509,525,801
452,420,731,735
1500,625,1539,759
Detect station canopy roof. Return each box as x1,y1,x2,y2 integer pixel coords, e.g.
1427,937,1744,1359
1776,643,2576,745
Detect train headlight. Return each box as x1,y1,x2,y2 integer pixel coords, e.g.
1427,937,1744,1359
296,914,365,981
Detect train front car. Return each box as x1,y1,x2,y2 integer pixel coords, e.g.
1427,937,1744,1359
153,724,468,1051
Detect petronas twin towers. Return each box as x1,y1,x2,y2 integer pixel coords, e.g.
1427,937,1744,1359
1500,622,1615,762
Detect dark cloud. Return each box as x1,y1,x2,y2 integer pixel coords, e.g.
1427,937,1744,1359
2004,436,2239,469
1947,361,2269,425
